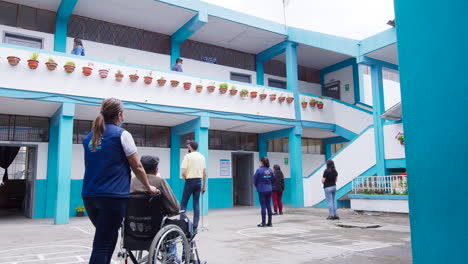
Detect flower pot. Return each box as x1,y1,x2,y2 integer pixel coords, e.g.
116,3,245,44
27,59,39,69
317,103,324,109
183,82,191,90
157,79,167,86
286,97,294,103
7,56,20,66
278,96,286,103
240,92,249,98
196,85,203,93
170,80,179,87
64,64,75,73
400,140,404,145
129,74,139,82
309,101,317,107
115,73,124,82
229,89,238,96
98,69,109,78
207,86,216,93
250,91,258,98
259,93,267,100
82,67,93,76
45,61,57,71
269,94,277,101
76,211,84,217
219,87,228,94
144,76,153,85
301,102,308,108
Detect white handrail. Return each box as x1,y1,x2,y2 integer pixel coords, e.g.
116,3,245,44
352,175,407,195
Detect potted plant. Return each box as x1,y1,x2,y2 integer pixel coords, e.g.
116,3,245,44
250,90,258,98
183,81,192,90
229,85,238,95
286,96,294,103
269,93,277,101
115,70,124,82
27,52,39,69
7,55,20,66
157,76,167,86
129,71,139,82
398,135,404,145
144,71,153,85
278,93,286,103
207,81,216,93
317,101,324,109
301,98,308,108
45,58,57,71
196,80,203,93
170,80,179,87
82,62,93,76
219,83,228,94
64,61,76,73
240,89,249,98
309,98,317,107
75,205,86,217
259,89,267,100
98,69,109,78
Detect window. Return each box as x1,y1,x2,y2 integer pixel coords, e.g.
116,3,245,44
302,138,323,154
230,72,251,84
4,32,43,49
179,132,195,148
332,143,347,154
73,120,92,144
268,78,286,89
267,137,289,153
0,2,56,34
145,126,170,148
0,114,49,142
209,130,258,151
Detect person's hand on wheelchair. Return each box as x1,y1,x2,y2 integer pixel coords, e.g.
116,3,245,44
147,185,160,196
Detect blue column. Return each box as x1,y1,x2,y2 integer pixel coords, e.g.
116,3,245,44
170,12,208,68
258,138,267,159
394,0,468,262
256,62,265,86
370,65,386,176
285,42,302,121
45,103,75,224
54,0,78,52
194,116,209,216
352,62,361,104
170,133,181,200
288,126,304,208
324,144,333,160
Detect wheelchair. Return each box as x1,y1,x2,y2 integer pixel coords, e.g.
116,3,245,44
118,193,205,264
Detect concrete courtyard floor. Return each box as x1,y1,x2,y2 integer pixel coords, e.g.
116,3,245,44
0,207,412,264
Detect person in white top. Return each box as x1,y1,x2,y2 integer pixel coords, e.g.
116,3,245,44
180,140,206,232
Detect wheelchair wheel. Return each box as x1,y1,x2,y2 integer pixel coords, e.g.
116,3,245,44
148,224,191,264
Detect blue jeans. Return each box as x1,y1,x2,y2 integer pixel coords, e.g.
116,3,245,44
258,191,272,225
83,197,128,264
324,186,337,217
180,179,202,229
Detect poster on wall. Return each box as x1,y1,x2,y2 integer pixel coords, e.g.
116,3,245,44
220,159,230,176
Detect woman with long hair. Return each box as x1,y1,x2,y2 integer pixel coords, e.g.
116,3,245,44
71,38,85,56
272,164,285,215
322,160,339,220
253,157,274,227
82,98,157,264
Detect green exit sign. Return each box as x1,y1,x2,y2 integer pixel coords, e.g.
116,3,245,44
345,84,350,91
284,158,289,165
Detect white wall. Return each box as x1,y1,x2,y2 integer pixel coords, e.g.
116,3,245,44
323,66,355,104
362,71,401,110
0,25,54,51
384,123,405,160
350,198,409,213
0,141,48,180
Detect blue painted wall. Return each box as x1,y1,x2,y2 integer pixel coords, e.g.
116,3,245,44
208,178,233,209
394,0,468,262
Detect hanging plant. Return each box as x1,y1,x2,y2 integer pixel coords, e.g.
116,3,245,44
129,71,139,82
157,77,167,86
144,71,153,84
170,80,179,87
301,98,308,108
309,99,317,107
259,89,267,100
64,61,76,73
219,83,228,94
286,96,294,103
317,101,324,109
229,85,238,95
45,58,57,71
395,132,405,145
269,94,277,101
7,56,21,66
27,52,39,69
98,69,109,78
240,89,249,98
250,91,258,98
183,82,192,90
115,70,124,82
196,84,203,93
278,94,286,103
207,82,216,93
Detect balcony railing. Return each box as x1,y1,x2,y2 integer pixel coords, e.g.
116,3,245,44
352,175,408,195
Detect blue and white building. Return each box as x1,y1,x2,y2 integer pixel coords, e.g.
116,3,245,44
0,0,403,222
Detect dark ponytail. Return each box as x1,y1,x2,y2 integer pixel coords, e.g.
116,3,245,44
91,98,124,151
326,160,337,173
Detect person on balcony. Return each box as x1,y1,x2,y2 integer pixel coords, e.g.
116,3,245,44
322,160,339,220
171,57,183,72
272,164,285,215
71,38,85,56
254,157,274,227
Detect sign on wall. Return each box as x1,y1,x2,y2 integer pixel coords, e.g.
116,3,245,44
284,158,289,165
220,159,230,176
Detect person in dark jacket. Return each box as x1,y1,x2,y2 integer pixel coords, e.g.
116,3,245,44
322,160,339,220
253,157,274,227
82,98,157,264
272,164,285,215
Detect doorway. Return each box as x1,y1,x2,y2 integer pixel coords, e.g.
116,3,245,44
0,146,37,218
232,152,254,206
323,80,341,99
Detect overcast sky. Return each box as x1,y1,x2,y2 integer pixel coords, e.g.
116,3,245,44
202,0,395,40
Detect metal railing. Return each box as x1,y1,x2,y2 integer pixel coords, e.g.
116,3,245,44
352,175,408,195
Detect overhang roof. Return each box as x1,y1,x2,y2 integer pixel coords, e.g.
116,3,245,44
381,102,402,120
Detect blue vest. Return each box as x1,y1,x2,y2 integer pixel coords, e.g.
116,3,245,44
254,167,274,193
82,124,131,198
